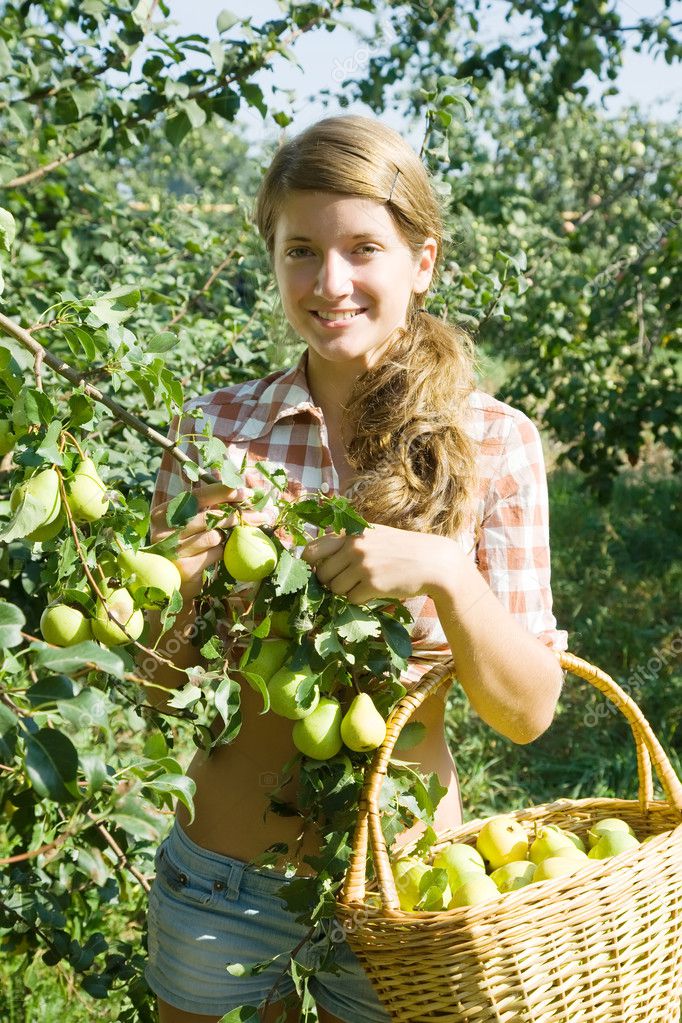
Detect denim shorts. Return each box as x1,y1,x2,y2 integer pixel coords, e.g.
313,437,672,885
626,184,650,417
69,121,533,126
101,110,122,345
144,819,391,1022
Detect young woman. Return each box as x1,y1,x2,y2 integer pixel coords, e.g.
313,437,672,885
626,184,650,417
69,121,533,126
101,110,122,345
142,114,568,1023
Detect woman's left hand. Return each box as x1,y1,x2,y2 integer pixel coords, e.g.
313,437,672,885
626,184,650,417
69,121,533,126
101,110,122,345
301,523,456,605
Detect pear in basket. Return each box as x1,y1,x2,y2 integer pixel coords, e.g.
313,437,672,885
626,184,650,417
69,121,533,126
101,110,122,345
588,831,640,859
534,856,585,883
432,843,486,892
530,824,587,864
587,817,636,848
476,815,528,869
392,858,451,912
450,874,500,907
490,860,537,892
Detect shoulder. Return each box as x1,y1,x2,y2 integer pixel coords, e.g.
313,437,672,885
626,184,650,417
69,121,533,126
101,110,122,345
180,365,291,436
467,388,542,459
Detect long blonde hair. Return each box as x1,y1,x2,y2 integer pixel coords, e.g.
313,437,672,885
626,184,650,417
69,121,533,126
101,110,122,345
253,115,479,539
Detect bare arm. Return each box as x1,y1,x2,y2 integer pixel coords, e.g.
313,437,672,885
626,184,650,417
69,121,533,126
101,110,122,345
430,546,563,745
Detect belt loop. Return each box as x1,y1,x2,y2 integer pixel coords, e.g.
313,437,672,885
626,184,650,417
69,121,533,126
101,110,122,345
225,859,246,900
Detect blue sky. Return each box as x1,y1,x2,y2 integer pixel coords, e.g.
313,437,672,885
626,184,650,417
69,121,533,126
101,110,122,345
160,0,681,152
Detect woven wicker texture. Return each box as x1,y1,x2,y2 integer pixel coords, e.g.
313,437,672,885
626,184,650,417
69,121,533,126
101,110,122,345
335,652,682,1022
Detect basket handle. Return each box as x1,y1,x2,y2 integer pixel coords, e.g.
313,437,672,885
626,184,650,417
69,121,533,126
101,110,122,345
339,650,682,910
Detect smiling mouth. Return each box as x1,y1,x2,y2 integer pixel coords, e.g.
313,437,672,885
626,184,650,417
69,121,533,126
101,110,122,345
311,309,367,324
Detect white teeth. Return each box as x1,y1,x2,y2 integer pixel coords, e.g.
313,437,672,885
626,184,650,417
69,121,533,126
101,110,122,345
316,310,362,321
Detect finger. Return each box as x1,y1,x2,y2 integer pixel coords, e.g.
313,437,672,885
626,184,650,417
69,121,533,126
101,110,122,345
155,506,272,543
176,546,224,592
178,528,225,558
301,534,347,565
151,484,255,531
324,566,364,597
312,548,355,586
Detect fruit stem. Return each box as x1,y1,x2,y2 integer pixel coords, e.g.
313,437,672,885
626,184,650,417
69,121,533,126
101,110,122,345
62,430,86,459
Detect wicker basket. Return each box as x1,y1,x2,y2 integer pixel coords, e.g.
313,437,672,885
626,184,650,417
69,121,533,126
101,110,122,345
335,651,682,1022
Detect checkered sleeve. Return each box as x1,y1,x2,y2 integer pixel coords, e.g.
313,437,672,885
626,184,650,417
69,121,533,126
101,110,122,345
150,408,201,531
476,412,568,653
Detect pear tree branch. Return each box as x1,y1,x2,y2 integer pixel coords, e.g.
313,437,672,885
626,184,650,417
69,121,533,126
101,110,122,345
0,311,216,485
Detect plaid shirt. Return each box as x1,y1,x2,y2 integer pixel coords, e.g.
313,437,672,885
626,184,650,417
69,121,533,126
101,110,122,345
152,350,568,686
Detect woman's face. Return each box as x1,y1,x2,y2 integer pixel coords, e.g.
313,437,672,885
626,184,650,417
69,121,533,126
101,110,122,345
273,190,437,375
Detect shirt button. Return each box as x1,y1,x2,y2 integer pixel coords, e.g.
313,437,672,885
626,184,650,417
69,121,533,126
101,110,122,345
320,482,330,494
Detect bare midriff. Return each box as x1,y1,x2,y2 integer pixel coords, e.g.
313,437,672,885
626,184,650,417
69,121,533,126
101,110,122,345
176,672,463,876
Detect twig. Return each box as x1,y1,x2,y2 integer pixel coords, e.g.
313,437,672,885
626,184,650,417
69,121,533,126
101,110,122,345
0,310,217,485
169,242,241,326
85,811,151,892
33,348,44,390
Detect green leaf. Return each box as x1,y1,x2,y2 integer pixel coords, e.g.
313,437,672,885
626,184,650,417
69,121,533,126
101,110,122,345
181,99,207,129
0,208,16,251
30,641,125,680
0,602,25,648
273,548,311,596
334,605,381,643
24,727,79,802
217,9,239,32
218,1007,260,1022
143,771,196,822
209,40,225,76
165,111,192,147
0,39,11,79
393,721,426,753
63,327,97,362
165,490,198,529
379,616,413,660
132,0,156,27
147,331,178,353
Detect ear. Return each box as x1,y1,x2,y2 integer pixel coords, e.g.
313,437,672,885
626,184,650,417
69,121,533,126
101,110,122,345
413,236,438,292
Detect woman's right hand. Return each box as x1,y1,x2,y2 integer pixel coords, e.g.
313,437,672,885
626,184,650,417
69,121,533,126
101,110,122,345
150,483,274,600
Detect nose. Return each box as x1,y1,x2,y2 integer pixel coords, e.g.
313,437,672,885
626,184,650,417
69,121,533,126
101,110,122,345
313,250,354,301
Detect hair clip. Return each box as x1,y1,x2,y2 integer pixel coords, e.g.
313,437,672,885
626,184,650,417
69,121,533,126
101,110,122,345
387,168,400,202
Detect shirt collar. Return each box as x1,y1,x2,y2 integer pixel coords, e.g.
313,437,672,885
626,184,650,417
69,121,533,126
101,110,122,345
234,349,324,440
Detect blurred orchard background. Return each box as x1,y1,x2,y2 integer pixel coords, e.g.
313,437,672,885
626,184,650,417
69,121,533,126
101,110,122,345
0,1,680,1019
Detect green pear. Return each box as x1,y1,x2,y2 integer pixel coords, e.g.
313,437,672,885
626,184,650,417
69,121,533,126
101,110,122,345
530,824,586,864
117,548,181,606
476,816,529,869
269,609,295,638
223,525,278,582
533,855,585,882
432,843,486,892
10,468,62,541
292,696,342,760
241,638,292,689
587,818,636,849
40,604,92,647
392,858,430,912
267,665,320,719
391,859,452,912
587,832,640,860
65,457,109,522
490,860,537,893
26,508,66,543
92,587,144,646
450,874,500,908
340,692,386,753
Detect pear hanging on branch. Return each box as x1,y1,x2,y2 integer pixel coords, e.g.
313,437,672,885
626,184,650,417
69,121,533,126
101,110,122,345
117,547,182,607
65,457,109,522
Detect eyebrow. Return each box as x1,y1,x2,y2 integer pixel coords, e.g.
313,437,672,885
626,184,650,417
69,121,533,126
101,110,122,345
283,233,386,243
